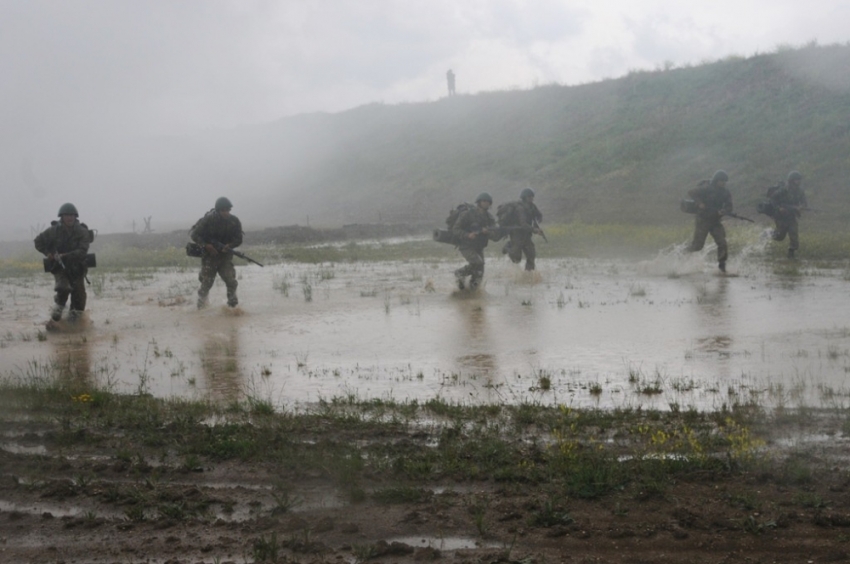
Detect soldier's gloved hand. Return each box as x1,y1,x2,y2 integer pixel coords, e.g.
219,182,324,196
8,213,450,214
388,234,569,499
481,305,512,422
204,244,218,256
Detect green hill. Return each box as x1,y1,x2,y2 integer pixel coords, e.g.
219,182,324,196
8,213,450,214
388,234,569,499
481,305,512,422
252,43,850,228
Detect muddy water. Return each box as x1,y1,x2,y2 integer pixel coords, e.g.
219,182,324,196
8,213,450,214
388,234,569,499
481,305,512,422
2,251,849,410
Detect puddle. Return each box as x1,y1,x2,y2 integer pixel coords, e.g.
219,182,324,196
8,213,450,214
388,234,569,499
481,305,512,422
0,500,124,520
0,443,47,455
2,252,850,411
388,536,500,551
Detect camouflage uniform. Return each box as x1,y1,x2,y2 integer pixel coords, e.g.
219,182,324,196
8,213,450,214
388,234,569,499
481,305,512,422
190,209,243,308
768,179,807,258
452,204,498,290
687,175,733,271
34,220,90,320
503,200,542,271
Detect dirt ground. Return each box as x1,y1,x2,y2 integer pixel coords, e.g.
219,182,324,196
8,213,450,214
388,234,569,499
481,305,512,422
3,416,850,564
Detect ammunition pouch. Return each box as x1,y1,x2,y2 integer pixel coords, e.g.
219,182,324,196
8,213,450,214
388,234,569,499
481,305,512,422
186,242,204,257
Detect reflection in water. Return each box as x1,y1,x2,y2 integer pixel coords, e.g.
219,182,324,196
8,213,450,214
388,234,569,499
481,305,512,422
200,323,242,401
451,297,496,377
52,332,92,389
691,276,733,380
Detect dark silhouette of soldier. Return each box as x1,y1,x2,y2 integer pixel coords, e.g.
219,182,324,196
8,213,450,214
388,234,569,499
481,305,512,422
446,69,456,96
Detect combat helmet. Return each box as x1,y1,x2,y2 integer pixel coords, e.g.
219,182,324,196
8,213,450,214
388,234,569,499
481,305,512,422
711,170,729,185
215,197,233,211
787,171,803,184
57,203,79,217
520,188,535,201
475,192,493,204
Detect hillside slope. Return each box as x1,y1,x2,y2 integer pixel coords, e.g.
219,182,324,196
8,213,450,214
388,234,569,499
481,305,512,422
251,43,850,227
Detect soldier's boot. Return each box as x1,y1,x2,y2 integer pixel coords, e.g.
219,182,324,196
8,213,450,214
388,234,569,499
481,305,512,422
68,309,82,323
454,270,466,291
718,261,726,273
787,248,796,260
227,292,238,308
50,303,65,322
469,275,482,291
197,294,209,310
525,259,536,272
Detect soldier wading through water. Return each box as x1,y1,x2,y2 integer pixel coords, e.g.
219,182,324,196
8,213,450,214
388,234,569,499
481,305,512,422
190,197,244,309
767,171,808,259
452,192,500,291
34,203,92,322
500,187,543,271
687,170,734,273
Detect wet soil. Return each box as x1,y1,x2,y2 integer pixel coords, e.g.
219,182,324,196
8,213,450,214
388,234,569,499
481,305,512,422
3,416,850,564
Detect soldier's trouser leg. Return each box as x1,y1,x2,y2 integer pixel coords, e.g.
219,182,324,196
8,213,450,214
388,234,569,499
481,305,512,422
507,234,524,264
772,220,788,242
69,274,87,314
688,219,711,252
709,222,728,264
197,257,218,307
523,240,536,271
50,272,71,320
219,259,238,307
787,219,799,252
458,247,485,288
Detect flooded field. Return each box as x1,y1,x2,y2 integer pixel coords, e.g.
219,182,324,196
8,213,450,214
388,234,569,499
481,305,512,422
2,249,849,411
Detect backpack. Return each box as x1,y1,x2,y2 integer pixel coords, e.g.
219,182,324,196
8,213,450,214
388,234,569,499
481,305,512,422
496,202,521,227
445,203,474,230
434,203,474,246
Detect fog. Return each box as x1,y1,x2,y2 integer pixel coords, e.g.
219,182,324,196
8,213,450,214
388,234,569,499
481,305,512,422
3,0,849,241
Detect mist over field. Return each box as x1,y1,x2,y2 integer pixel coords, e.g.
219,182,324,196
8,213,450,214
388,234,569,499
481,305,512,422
5,42,850,244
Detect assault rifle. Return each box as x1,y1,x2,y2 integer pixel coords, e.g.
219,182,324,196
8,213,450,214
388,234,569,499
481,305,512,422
210,240,264,267
532,218,548,242
721,212,755,223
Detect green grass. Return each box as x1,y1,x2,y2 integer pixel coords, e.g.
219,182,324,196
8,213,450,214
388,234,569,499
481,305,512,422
0,363,842,509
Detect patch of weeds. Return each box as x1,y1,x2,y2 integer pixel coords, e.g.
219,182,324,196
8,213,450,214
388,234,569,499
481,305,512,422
729,492,760,511
252,532,280,563
467,499,489,536
589,382,603,396
271,483,302,515
352,542,378,563
795,492,828,509
529,499,574,527
741,515,777,535
372,486,429,505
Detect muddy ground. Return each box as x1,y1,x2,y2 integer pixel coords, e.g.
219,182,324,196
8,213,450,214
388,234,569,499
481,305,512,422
3,407,850,564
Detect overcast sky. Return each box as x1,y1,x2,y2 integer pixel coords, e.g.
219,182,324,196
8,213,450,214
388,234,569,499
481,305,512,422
3,0,849,138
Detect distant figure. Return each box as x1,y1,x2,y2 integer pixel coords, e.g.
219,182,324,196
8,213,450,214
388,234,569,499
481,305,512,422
452,192,499,291
499,188,544,271
767,171,808,259
687,170,733,273
190,197,243,309
446,69,456,96
34,203,91,322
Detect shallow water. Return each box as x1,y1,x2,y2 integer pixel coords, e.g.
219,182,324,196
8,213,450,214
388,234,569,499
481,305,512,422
2,248,849,411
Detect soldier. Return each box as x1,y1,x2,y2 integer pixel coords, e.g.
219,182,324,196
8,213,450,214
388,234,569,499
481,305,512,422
190,197,244,309
501,188,543,271
452,192,499,291
768,171,808,259
687,170,733,273
34,203,91,322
